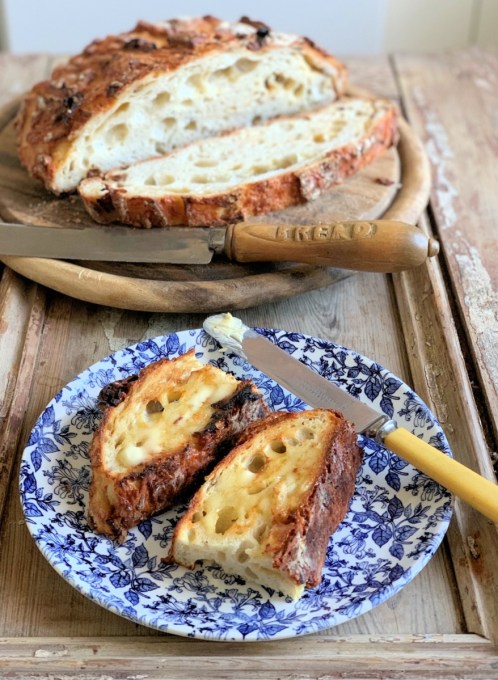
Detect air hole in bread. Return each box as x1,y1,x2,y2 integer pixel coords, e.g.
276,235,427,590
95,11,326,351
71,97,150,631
107,123,129,144
144,176,157,186
115,102,130,114
192,510,206,523
314,133,325,143
268,440,287,454
264,77,274,91
236,540,254,563
194,159,217,168
146,399,164,414
235,58,258,73
274,154,298,169
153,92,171,107
253,524,266,542
187,73,205,92
185,121,197,130
159,175,175,185
247,453,267,473
297,428,315,441
163,117,177,129
167,389,182,403
154,142,168,154
294,84,305,97
192,175,210,184
211,65,236,82
252,115,262,125
252,164,270,174
248,483,270,496
215,506,239,534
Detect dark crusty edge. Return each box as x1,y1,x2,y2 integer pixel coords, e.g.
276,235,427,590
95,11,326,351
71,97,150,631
88,352,270,542
78,99,398,228
15,15,347,194
169,409,362,589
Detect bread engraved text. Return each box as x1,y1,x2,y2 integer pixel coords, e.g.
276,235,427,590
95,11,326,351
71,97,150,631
275,222,377,242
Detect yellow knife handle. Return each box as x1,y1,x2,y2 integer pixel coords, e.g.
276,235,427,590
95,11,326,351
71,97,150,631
225,220,439,272
384,426,498,524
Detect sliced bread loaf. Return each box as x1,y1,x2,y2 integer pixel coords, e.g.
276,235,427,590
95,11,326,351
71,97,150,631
88,349,269,541
79,97,398,227
169,409,362,599
16,16,346,194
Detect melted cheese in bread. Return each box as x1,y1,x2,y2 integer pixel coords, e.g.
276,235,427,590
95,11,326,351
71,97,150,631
104,360,238,472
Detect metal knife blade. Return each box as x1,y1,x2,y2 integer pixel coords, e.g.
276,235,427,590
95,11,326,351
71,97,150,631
0,222,225,264
203,313,386,434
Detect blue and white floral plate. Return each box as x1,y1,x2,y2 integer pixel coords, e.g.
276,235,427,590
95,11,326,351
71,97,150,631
20,328,452,641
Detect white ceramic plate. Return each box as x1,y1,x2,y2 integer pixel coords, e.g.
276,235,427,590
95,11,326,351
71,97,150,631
20,328,452,641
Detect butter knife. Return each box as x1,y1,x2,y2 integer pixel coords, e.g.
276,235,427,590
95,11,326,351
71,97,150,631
203,313,498,524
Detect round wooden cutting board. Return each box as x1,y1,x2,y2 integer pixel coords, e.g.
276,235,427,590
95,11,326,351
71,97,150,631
0,98,430,312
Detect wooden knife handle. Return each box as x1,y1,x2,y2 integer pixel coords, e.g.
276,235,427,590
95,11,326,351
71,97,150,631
224,220,439,272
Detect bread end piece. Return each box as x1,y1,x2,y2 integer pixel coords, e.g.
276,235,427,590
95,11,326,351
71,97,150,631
169,408,362,599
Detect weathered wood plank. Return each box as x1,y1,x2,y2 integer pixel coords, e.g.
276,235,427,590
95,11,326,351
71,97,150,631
0,634,496,679
393,48,498,447
393,211,498,643
0,269,45,526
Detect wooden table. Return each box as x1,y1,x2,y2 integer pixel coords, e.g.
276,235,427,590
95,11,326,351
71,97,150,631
1,49,498,678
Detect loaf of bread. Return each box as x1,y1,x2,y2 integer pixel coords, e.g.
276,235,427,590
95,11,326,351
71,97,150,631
169,409,362,599
88,349,269,541
78,97,397,227
16,16,347,194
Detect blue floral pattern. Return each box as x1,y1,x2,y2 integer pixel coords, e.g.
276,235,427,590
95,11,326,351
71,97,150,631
19,328,453,641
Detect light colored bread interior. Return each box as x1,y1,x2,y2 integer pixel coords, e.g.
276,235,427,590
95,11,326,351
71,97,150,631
59,45,340,192
82,98,388,198
171,409,351,599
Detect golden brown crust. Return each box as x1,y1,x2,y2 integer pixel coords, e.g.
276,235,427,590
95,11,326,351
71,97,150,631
15,16,347,193
79,100,398,228
88,350,269,542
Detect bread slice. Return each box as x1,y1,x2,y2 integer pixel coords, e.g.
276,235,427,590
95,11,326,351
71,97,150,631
78,97,397,227
16,16,346,194
88,349,269,541
169,409,362,599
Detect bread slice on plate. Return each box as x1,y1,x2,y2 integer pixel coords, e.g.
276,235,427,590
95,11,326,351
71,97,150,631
79,96,398,227
16,16,346,194
169,409,362,599
88,349,269,542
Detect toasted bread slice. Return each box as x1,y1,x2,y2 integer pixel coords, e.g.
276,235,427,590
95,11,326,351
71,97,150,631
88,349,269,541
169,409,362,599
78,97,397,227
16,16,346,194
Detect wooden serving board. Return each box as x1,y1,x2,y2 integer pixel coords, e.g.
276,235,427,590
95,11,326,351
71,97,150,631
0,98,430,312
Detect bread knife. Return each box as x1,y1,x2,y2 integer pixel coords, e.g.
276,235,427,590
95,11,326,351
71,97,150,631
203,313,498,524
0,219,438,271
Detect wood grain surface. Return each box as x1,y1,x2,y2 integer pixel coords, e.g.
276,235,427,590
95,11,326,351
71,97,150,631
1,50,498,678
0,89,431,312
